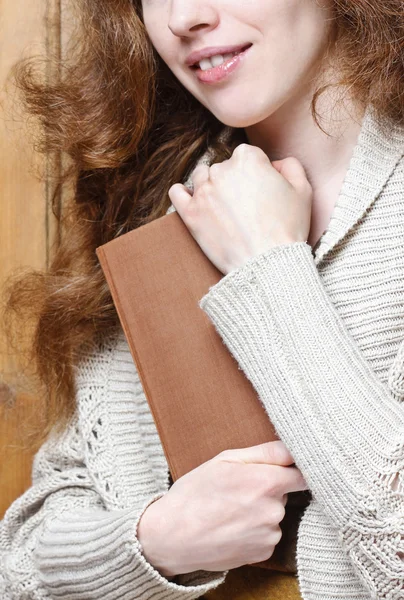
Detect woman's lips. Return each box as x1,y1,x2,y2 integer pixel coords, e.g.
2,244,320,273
191,44,253,84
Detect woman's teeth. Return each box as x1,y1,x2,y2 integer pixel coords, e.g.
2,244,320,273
197,50,241,71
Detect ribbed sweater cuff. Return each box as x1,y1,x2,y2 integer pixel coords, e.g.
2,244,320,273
34,491,228,599
198,242,404,527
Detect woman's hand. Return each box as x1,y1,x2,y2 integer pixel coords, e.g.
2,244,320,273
168,144,313,275
137,440,307,576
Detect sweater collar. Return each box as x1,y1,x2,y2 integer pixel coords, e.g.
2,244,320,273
168,105,404,267
310,104,404,266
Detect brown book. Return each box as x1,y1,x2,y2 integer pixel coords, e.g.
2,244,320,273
96,210,310,573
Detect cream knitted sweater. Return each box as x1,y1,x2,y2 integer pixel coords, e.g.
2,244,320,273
1,104,404,600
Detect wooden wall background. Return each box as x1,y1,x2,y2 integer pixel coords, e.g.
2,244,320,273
0,0,63,520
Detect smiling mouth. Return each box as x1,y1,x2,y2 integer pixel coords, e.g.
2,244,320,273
189,44,252,69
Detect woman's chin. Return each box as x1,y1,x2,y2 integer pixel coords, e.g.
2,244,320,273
212,109,277,130
205,95,283,130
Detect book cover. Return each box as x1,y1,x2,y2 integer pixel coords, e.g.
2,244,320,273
96,210,310,572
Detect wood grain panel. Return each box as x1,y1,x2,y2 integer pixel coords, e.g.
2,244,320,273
0,0,61,519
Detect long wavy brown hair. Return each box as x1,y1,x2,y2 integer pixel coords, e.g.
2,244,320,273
1,0,403,451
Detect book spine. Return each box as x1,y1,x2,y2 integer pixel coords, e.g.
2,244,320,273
95,246,177,480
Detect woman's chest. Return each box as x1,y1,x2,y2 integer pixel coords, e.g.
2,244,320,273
307,189,340,252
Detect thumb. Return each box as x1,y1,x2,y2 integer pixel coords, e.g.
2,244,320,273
168,183,193,219
218,440,295,467
272,156,311,194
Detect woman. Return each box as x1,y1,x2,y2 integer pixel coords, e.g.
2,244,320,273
0,0,403,599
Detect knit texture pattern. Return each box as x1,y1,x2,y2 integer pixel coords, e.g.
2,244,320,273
0,104,403,599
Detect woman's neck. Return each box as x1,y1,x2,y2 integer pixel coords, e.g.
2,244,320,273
242,88,366,246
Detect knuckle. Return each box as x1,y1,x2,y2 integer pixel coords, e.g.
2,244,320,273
217,448,233,459
262,545,276,561
271,526,283,546
266,477,282,497
208,162,221,177
250,547,274,564
270,503,286,525
210,454,235,478
284,156,300,167
215,450,239,468
265,440,288,464
233,143,262,158
260,443,275,463
191,164,207,177
233,142,250,152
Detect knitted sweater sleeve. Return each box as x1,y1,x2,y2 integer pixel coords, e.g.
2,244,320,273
0,336,228,600
198,241,404,600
